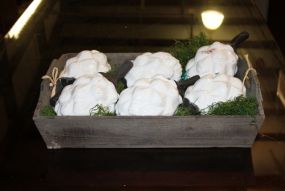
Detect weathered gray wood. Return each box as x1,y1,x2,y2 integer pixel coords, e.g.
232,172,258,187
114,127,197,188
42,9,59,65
34,116,259,149
33,53,265,149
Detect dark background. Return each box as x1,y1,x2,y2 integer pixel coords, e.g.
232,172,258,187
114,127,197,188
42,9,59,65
1,1,284,54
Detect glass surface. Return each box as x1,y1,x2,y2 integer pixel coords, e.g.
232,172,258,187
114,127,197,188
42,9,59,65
1,0,285,189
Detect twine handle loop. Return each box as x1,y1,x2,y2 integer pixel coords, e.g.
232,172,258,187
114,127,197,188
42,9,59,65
42,67,60,97
242,54,257,86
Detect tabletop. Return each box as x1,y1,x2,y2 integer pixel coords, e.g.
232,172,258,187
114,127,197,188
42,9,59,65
0,0,285,190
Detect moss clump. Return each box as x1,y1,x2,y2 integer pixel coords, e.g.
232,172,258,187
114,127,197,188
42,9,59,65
105,64,118,76
175,104,200,116
207,96,258,116
170,33,210,72
116,81,125,93
90,104,115,116
40,105,56,116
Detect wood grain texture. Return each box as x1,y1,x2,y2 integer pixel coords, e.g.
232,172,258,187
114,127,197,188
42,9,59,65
33,53,265,149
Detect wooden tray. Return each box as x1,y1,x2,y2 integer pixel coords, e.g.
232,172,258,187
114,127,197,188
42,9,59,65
33,53,265,149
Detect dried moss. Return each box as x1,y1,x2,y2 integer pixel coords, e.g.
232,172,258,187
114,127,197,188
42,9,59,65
175,104,200,116
90,104,115,116
207,96,258,116
40,105,56,116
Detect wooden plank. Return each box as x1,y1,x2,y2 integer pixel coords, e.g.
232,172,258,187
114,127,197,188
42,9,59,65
34,116,259,149
33,53,265,149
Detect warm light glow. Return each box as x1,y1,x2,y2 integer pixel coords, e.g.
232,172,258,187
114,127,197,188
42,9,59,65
5,0,43,39
277,70,285,107
201,10,224,30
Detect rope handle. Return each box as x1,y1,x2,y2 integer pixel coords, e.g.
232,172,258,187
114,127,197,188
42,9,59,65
42,67,61,97
242,54,257,86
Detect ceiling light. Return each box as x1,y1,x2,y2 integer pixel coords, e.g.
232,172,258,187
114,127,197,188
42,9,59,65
5,0,43,39
201,10,224,30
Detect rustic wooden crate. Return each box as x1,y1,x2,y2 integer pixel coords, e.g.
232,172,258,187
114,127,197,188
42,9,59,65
33,53,265,149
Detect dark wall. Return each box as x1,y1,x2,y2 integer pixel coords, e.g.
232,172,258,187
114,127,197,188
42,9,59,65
268,1,285,55
0,0,18,36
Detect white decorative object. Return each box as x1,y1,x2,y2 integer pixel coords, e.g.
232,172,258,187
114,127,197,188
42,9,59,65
55,73,118,116
116,76,182,116
125,52,182,87
184,74,246,112
60,50,111,78
185,42,238,78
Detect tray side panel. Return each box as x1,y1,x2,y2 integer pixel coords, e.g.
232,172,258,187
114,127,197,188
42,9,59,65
34,116,258,148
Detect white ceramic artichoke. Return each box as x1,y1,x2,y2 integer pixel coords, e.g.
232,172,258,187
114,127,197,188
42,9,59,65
185,42,238,78
125,52,182,87
55,73,118,116
60,50,111,78
184,74,246,112
116,76,182,116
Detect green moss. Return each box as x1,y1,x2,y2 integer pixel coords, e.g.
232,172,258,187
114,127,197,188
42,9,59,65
170,32,210,75
175,105,200,116
40,105,56,116
90,104,115,116
116,81,125,93
105,64,118,76
207,96,258,116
